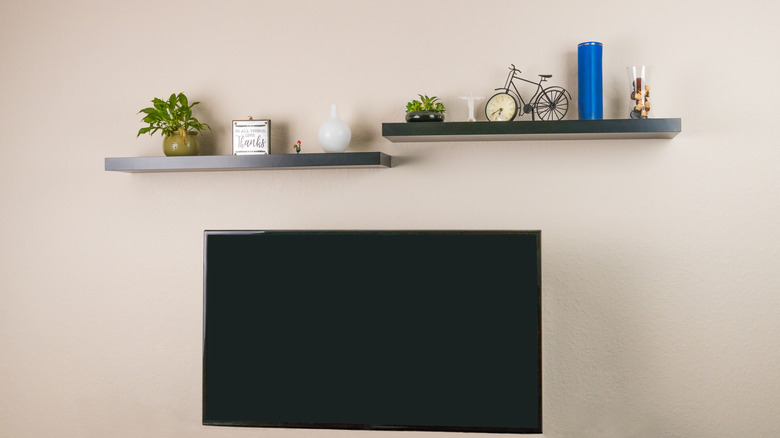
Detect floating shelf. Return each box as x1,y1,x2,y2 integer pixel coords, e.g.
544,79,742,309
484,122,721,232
382,118,681,142
104,152,392,173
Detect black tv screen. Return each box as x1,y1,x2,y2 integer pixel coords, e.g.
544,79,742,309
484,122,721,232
203,230,541,434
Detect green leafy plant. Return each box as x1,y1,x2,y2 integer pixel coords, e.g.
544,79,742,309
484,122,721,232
137,92,210,143
406,94,445,113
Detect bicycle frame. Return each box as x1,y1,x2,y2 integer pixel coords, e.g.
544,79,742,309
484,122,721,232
486,64,571,122
496,69,548,116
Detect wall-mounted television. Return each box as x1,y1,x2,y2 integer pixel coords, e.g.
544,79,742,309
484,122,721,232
203,230,541,434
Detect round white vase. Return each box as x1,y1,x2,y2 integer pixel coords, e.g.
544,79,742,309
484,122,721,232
318,104,351,152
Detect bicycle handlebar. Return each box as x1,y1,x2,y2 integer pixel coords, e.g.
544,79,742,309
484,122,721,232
510,64,521,73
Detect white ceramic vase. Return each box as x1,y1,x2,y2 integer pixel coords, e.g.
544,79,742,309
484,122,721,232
318,104,351,153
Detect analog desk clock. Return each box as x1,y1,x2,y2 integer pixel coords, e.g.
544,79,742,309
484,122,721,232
486,64,571,121
485,93,518,121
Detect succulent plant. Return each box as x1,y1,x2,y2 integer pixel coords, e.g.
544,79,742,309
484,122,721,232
406,94,445,113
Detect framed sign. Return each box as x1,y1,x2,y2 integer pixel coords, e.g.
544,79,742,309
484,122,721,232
233,119,270,155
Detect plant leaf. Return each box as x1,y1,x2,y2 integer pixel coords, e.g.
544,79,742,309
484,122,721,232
178,93,188,109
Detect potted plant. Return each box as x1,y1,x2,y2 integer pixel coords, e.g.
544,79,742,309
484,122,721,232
137,92,211,156
405,94,446,122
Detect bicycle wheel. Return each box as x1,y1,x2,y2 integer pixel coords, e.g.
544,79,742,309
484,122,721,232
485,92,518,121
535,88,569,121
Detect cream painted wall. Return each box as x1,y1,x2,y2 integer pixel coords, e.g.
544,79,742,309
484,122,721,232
1,0,779,437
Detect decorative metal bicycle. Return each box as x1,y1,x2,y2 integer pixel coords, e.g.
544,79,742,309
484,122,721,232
485,64,571,121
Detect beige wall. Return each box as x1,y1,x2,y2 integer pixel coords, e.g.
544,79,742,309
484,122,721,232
1,0,779,437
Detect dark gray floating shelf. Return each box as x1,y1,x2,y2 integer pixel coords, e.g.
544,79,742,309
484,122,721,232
382,118,681,142
105,152,392,173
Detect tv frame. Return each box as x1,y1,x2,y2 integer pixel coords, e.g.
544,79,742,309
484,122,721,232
202,230,542,434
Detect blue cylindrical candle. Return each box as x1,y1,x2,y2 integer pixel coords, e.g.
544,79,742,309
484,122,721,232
578,41,603,120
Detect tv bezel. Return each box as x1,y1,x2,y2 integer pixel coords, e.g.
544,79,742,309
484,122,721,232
202,230,542,434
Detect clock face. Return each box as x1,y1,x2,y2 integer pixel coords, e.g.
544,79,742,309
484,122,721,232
485,93,517,121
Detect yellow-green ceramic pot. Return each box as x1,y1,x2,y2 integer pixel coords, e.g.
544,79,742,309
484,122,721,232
163,133,199,156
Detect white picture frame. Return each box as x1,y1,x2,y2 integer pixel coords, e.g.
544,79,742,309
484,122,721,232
232,119,270,155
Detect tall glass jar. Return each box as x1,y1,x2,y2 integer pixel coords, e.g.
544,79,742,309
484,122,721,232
627,65,653,119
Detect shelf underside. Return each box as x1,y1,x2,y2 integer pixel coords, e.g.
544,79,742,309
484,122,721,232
105,152,392,173
382,118,681,142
